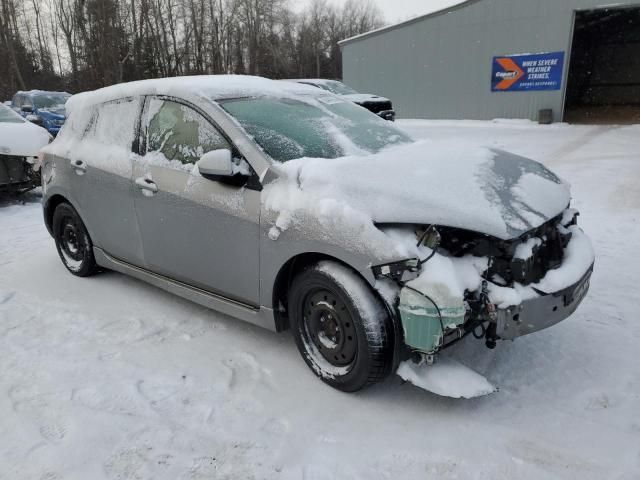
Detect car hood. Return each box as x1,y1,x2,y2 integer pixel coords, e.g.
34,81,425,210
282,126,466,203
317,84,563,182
341,93,390,104
273,140,571,240
0,121,51,156
37,108,66,120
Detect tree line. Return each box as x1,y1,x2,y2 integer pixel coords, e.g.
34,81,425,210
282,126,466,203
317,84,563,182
0,0,383,100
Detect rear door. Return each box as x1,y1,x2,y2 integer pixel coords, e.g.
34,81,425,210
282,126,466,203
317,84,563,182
132,96,261,306
68,97,145,266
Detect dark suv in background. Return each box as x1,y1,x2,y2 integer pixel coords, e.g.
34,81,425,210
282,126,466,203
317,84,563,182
285,79,396,121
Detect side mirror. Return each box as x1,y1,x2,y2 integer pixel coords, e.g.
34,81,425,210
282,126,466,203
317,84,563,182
197,149,234,178
21,105,34,113
26,114,43,126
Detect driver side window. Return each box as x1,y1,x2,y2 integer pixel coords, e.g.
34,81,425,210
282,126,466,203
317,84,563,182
143,98,231,168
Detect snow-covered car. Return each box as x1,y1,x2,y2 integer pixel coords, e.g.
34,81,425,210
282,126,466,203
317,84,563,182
40,76,594,394
285,79,396,121
0,103,51,193
11,90,70,137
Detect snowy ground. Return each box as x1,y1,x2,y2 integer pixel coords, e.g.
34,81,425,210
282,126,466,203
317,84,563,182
1,119,639,479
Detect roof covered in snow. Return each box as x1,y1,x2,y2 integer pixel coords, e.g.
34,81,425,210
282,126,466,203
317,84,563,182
66,75,319,112
338,0,475,47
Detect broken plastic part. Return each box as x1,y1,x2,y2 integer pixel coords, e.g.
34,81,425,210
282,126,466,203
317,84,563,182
399,284,466,354
397,357,497,399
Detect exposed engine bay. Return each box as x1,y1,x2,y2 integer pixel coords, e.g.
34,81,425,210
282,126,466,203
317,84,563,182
374,208,594,358
0,154,41,193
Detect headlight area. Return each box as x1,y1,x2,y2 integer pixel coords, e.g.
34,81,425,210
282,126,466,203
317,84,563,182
371,258,421,283
373,254,515,357
371,228,471,357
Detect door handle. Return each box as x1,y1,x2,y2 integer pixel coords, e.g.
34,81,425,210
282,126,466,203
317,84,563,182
71,159,87,175
135,176,158,195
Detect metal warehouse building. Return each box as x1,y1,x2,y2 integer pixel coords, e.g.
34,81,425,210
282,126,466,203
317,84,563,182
339,0,640,123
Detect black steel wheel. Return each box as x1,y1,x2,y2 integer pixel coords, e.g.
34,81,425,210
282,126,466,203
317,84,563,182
302,288,358,367
288,261,393,392
52,202,98,277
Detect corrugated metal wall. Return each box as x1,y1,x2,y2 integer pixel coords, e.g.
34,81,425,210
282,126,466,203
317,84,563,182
341,0,640,121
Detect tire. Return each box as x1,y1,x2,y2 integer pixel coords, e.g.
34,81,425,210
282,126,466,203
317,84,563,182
52,202,98,277
288,260,393,392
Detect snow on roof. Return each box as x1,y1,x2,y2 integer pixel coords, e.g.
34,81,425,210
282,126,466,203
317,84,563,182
16,90,71,96
338,0,474,46
66,75,318,112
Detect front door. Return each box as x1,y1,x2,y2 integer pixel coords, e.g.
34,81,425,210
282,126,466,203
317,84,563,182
132,97,261,306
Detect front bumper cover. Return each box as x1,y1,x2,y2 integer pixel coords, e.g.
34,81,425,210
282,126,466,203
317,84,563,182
496,263,593,340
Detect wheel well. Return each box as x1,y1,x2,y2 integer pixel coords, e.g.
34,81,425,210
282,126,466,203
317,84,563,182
43,194,69,236
273,252,405,373
272,253,378,333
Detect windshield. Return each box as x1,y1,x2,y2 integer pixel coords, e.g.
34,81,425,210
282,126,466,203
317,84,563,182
0,104,24,123
220,95,411,162
32,93,70,110
311,81,359,95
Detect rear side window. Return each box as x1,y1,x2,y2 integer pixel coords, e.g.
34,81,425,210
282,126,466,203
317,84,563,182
88,98,141,149
143,98,231,166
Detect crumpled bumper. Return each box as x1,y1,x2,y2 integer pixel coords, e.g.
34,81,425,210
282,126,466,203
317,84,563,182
496,263,593,340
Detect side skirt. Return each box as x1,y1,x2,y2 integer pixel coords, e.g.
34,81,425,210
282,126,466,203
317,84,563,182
94,247,277,332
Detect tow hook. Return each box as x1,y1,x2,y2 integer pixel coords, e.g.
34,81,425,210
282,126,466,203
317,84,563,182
481,280,499,349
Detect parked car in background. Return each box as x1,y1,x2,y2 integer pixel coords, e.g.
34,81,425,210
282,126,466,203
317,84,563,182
12,90,70,137
0,103,51,193
284,79,396,121
40,76,593,393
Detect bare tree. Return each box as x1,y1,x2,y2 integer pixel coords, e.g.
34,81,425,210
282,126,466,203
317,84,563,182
0,0,386,99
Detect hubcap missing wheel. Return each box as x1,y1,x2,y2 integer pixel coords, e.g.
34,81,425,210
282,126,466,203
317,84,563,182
303,289,356,367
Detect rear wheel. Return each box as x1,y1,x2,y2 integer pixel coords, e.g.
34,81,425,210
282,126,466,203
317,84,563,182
52,202,98,277
288,261,393,392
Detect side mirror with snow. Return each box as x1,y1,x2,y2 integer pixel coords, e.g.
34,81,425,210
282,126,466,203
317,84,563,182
26,114,43,126
197,149,234,178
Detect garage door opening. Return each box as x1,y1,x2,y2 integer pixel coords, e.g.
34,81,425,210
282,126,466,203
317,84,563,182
564,7,640,124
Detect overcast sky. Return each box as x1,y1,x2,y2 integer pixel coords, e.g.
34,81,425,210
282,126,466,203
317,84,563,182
295,0,465,23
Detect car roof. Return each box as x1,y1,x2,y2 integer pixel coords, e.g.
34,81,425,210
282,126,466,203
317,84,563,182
66,75,322,113
285,79,343,85
16,90,71,97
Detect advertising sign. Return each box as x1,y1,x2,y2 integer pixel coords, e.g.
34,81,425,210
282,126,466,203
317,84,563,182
491,51,565,92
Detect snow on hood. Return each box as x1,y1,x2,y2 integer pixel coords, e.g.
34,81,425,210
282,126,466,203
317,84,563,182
267,140,570,240
38,107,66,118
342,93,390,104
0,122,51,157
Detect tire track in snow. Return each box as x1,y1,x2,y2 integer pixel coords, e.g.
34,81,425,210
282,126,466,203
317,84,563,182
543,125,621,166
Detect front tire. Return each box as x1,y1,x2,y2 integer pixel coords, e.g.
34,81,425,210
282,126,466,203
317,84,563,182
52,202,98,277
288,261,393,392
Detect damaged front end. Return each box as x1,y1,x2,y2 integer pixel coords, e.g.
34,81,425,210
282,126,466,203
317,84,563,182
0,154,41,194
374,209,594,358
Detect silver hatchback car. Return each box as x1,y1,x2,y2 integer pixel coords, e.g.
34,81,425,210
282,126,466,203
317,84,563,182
41,76,594,392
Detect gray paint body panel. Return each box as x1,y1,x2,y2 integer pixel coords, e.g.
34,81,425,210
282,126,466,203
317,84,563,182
340,0,640,121
41,77,588,340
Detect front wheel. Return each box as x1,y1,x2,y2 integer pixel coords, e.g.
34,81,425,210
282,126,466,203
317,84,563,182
52,202,98,277
288,261,393,392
